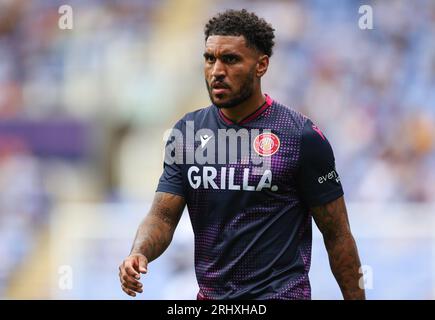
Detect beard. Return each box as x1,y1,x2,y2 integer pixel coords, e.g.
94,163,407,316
206,68,256,109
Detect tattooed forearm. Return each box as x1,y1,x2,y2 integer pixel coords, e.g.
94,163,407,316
311,196,366,300
130,192,185,262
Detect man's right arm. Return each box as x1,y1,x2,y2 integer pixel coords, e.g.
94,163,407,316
130,191,185,260
119,191,185,297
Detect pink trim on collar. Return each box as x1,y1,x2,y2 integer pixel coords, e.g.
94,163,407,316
218,94,273,125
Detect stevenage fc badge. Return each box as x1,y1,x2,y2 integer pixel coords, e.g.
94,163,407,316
253,132,280,157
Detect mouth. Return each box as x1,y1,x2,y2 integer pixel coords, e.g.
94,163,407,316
212,88,229,95
211,82,230,95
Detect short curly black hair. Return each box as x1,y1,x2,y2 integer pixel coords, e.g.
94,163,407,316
204,9,275,57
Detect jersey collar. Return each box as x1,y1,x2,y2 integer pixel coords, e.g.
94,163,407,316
217,94,273,126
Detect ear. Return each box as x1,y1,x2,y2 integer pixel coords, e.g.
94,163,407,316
256,55,269,78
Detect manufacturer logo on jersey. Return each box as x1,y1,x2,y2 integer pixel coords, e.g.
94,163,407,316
253,133,280,157
200,134,213,148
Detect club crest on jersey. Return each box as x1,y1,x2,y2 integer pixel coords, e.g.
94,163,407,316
253,133,280,157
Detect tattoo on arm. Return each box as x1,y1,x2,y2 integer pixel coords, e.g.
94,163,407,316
311,196,366,300
130,192,185,262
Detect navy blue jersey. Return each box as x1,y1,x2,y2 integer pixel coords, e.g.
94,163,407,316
157,95,343,300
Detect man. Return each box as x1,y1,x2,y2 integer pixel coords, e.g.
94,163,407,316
119,9,365,300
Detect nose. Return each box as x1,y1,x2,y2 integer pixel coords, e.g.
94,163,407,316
211,59,226,80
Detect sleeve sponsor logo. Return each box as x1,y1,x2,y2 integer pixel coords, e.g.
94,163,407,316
318,169,341,184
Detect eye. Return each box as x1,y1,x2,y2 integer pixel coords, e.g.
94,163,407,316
204,54,216,63
223,55,238,64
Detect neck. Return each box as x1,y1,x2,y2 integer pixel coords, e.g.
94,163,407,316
220,89,266,124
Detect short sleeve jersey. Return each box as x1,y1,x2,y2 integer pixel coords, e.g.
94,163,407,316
157,95,343,299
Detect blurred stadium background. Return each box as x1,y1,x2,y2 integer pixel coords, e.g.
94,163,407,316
0,0,434,299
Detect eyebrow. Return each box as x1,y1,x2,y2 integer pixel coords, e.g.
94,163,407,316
203,52,242,59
